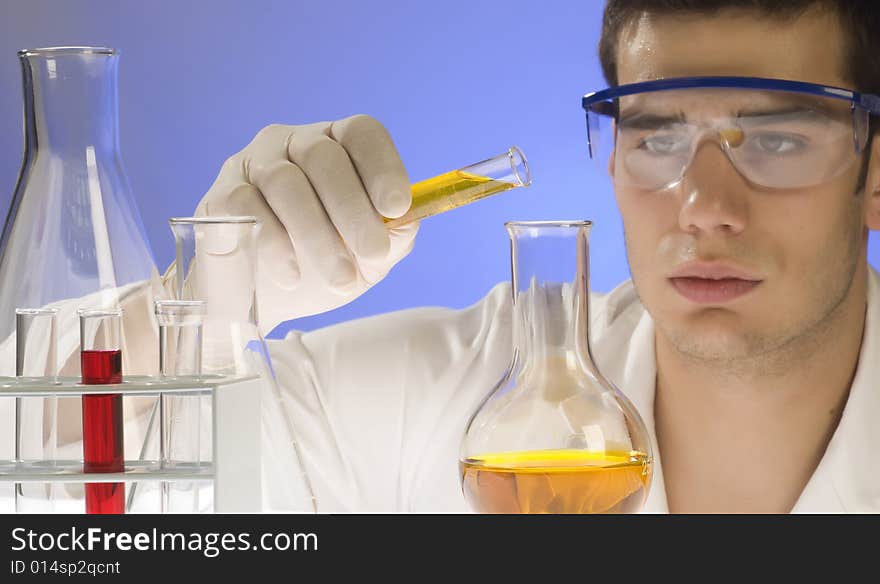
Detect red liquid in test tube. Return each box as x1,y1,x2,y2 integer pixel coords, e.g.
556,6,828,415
79,310,125,515
81,349,122,385
82,350,123,514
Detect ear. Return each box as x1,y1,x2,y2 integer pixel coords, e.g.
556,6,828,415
864,136,880,231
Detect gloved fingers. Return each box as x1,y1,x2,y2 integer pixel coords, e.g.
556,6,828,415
244,122,327,162
388,221,420,264
190,162,303,286
246,159,358,291
195,154,249,217
287,130,392,264
196,121,414,295
358,221,420,284
219,182,302,290
328,114,412,219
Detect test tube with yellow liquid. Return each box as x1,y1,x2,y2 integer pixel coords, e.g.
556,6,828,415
384,146,530,228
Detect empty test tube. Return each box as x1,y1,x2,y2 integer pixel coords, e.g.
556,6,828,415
384,146,530,228
156,300,206,378
156,300,207,513
14,308,59,512
15,308,59,380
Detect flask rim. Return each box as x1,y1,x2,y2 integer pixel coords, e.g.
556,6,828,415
505,220,593,229
169,216,258,225
154,299,208,316
77,308,123,318
18,46,116,57
14,308,59,316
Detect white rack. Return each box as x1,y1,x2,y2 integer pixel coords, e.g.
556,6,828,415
0,375,262,513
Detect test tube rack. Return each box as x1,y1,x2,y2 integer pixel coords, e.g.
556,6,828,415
0,375,262,513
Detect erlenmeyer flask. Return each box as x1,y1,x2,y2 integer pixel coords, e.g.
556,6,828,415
460,221,653,514
0,48,162,501
0,47,161,377
168,216,316,512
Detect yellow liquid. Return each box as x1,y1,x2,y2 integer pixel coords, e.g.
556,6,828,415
460,449,652,514
384,171,517,228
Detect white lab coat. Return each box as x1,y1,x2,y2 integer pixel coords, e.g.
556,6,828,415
269,267,880,513
3,270,878,513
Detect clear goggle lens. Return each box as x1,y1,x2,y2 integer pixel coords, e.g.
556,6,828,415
585,87,870,191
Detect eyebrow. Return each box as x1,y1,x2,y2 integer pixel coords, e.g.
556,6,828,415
617,106,838,129
617,112,687,129
735,105,834,119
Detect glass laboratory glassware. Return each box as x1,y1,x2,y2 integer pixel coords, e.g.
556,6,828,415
0,47,163,508
156,300,206,379
168,216,316,512
155,299,207,513
16,308,59,382
0,47,162,508
460,221,653,514
79,308,125,514
0,47,161,379
384,146,530,228
14,308,59,512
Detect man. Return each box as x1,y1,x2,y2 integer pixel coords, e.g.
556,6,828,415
198,0,880,512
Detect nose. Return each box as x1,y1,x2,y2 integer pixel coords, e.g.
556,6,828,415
676,141,749,236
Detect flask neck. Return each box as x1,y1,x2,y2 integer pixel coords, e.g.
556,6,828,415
507,222,598,372
170,218,263,374
20,50,120,155
171,220,261,322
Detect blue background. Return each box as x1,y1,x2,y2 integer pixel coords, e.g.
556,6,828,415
1,0,878,338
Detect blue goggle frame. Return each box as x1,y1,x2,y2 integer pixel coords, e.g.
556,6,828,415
581,76,880,159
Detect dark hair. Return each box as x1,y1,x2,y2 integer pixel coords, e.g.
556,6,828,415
598,0,880,94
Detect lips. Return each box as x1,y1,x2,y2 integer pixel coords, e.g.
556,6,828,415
668,262,763,304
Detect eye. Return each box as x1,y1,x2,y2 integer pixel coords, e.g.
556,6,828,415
748,132,806,154
638,133,691,155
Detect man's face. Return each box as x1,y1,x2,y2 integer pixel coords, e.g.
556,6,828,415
613,8,873,365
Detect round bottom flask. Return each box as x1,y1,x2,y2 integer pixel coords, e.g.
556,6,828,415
460,221,652,514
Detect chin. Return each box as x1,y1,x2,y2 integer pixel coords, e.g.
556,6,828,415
661,317,769,363
670,334,756,362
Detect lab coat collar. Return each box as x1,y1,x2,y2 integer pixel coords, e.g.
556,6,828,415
791,267,880,513
618,267,880,513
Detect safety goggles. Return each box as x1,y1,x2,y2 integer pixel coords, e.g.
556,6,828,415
581,77,880,191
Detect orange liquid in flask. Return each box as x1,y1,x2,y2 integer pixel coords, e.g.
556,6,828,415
460,449,652,514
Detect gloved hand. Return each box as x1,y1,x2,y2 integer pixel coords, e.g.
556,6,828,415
195,114,419,332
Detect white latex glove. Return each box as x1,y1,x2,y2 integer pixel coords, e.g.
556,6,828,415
195,114,419,331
